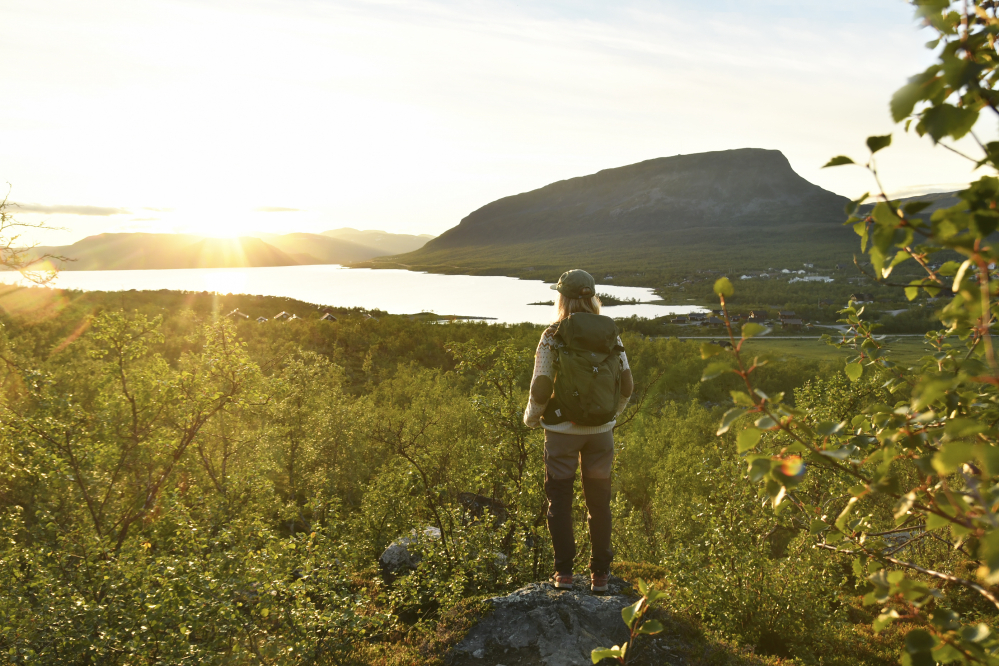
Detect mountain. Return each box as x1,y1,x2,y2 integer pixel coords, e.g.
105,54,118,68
321,228,434,256
22,229,436,271
257,232,394,264
863,190,961,217
24,234,301,271
382,148,858,277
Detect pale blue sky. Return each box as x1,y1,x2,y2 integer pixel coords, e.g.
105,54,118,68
0,0,978,244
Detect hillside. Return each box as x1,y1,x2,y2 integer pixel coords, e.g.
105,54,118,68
322,228,434,255
381,148,858,280
257,232,392,264
23,229,435,271
24,234,300,270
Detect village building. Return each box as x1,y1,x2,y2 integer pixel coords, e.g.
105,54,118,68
320,313,338,322
703,316,725,326
782,318,804,329
256,316,268,323
226,309,249,319
274,311,291,320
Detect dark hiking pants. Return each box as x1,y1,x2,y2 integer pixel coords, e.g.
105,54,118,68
543,429,614,576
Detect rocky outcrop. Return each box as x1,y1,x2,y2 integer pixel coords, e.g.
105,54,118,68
448,575,634,666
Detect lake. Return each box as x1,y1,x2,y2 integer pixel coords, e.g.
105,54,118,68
0,265,707,325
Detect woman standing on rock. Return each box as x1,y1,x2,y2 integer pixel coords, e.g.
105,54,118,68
523,269,633,592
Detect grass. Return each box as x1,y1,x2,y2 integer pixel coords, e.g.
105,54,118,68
657,334,936,365
741,336,935,366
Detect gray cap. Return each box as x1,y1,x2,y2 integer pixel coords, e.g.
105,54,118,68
550,269,596,299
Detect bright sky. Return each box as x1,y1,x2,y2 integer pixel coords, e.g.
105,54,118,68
0,0,984,245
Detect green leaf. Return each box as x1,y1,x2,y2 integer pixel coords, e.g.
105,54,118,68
621,600,644,628
872,201,901,228
817,421,846,437
960,624,990,643
824,155,855,167
905,629,936,653
845,363,863,382
755,414,778,430
810,519,828,534
747,456,771,483
645,588,666,604
893,492,916,520
835,497,859,531
931,643,964,664
713,277,733,298
903,201,932,215
866,134,892,154
857,225,869,253
976,444,999,477
636,619,664,635
741,322,769,339
937,260,962,276
932,442,975,475
944,418,986,438
891,81,924,122
737,427,762,453
919,104,979,142
730,390,754,406
701,362,730,382
700,342,721,359
925,512,951,531
873,611,898,633
591,646,625,664
952,258,973,291
717,407,748,435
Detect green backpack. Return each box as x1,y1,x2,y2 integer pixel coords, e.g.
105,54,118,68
542,312,625,427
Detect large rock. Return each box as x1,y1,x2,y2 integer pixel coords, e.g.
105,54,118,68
380,526,441,572
449,575,633,666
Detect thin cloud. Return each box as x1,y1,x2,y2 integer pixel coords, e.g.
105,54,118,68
255,206,302,212
15,203,130,216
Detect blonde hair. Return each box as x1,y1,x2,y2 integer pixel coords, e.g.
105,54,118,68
555,293,601,322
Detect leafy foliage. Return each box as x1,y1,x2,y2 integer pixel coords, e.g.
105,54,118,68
699,3,999,662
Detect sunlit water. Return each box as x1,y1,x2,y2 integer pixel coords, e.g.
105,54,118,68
0,265,708,325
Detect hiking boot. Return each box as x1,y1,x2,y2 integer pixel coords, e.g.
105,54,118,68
591,572,609,593
552,573,574,589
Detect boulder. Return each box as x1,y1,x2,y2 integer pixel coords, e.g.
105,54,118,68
448,575,633,666
380,526,441,572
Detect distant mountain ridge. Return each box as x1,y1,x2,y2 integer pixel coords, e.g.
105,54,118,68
320,228,434,256
22,229,435,271
426,148,849,248
384,148,861,276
